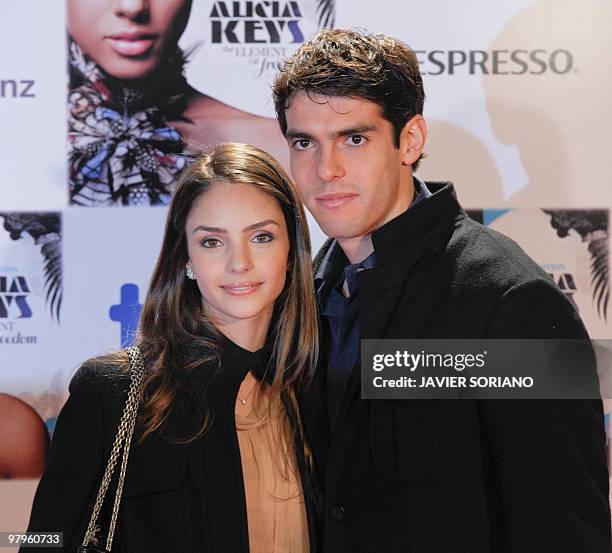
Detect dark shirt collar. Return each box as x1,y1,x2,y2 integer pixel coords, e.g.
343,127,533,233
412,175,433,205
217,332,274,383
342,250,376,296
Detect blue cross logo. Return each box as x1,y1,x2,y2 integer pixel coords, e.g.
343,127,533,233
109,283,143,347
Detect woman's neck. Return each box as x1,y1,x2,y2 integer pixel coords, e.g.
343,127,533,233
214,314,272,352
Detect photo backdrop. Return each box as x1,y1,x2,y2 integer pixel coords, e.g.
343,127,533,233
1,0,610,542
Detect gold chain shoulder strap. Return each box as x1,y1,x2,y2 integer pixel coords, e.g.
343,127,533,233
78,345,146,553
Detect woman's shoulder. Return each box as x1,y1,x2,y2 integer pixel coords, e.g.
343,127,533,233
69,351,131,397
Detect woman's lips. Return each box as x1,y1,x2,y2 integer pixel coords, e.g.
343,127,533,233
316,193,358,209
105,35,157,57
220,283,263,296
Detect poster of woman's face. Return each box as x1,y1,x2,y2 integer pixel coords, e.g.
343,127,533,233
67,0,192,81
66,0,332,207
67,0,194,206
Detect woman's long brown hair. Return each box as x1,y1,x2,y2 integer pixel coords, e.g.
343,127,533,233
108,143,318,470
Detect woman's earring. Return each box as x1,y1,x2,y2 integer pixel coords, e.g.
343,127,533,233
185,266,195,280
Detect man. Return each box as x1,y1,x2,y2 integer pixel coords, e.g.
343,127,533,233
273,29,610,552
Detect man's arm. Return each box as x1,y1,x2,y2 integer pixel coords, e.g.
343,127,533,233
479,278,610,552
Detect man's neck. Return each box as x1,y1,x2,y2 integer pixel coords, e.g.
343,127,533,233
337,235,374,265
335,176,420,264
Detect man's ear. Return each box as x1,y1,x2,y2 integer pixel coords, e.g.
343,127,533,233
399,115,427,167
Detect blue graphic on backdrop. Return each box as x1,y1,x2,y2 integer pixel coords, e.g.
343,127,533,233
483,209,511,227
109,283,143,347
0,275,32,318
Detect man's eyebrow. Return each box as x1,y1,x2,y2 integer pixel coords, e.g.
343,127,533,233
192,220,280,234
285,124,378,141
285,129,314,140
332,124,378,138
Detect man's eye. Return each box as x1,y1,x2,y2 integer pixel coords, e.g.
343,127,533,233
201,238,223,248
293,139,311,150
347,135,365,146
252,232,273,243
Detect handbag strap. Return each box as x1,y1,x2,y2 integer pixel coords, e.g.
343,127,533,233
81,345,146,552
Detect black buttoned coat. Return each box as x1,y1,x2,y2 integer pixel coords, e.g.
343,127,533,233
22,341,319,553
302,182,610,552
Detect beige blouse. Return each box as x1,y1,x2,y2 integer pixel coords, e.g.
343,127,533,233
235,371,309,553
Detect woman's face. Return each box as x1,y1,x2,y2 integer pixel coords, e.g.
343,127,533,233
185,182,291,337
67,0,192,80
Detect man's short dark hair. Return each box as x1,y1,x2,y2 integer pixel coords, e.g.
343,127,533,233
273,28,426,170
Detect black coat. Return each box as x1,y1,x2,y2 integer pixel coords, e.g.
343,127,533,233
302,182,611,552
23,339,319,553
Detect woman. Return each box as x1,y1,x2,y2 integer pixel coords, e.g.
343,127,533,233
67,0,287,206
23,143,319,552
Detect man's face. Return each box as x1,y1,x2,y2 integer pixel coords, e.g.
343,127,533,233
284,92,415,246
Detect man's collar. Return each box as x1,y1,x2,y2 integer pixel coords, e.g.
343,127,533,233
314,237,341,283
314,179,464,285
371,181,461,266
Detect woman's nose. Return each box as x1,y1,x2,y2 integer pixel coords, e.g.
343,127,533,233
114,0,150,21
227,244,254,274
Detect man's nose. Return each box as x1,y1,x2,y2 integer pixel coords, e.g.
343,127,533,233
115,0,150,21
317,146,345,183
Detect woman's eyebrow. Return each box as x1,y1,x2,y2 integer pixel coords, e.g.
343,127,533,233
242,219,280,232
192,225,226,234
192,220,280,234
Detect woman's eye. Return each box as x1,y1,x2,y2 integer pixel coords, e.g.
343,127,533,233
252,232,273,243
201,238,223,248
